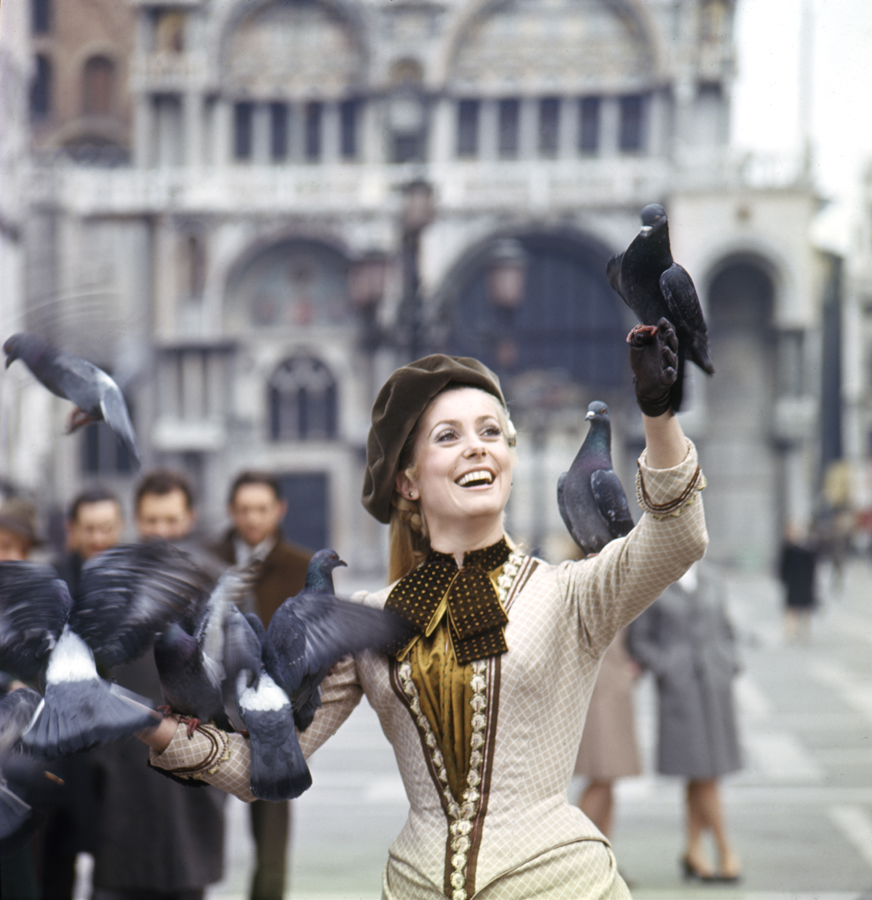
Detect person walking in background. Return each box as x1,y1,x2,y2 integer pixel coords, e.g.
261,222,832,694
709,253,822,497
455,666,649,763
211,470,311,900
778,522,819,644
626,562,742,883
574,628,641,840
88,469,226,900
0,496,43,562
0,496,43,900
39,488,125,900
54,487,125,596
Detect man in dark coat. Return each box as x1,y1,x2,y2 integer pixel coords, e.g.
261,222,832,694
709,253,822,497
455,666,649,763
40,488,124,900
211,470,311,900
90,470,226,900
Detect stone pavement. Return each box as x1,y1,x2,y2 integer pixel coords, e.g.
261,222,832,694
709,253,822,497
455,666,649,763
206,558,872,900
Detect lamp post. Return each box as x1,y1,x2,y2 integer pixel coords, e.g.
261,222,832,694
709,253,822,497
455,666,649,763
400,179,435,360
349,250,389,351
486,238,528,371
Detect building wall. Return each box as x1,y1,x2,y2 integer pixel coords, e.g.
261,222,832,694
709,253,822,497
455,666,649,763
15,0,826,570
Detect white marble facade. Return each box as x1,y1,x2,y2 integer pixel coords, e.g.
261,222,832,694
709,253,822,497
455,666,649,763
17,0,825,570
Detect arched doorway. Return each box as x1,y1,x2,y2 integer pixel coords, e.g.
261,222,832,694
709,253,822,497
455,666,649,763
704,257,778,565
443,232,631,390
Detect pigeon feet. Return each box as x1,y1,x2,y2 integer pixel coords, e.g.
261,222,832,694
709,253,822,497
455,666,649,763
626,324,659,346
184,717,201,738
66,407,100,434
157,705,174,717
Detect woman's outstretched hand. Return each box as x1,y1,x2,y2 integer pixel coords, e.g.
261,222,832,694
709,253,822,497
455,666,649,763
628,318,678,418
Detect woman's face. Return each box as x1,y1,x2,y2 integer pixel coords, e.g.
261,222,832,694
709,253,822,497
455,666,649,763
397,387,514,542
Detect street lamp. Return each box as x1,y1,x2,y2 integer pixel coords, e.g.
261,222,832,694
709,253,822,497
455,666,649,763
400,179,435,360
486,238,528,370
348,250,389,351
487,238,528,309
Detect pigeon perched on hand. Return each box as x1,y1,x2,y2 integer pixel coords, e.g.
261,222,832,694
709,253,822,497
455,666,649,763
4,332,141,466
606,203,714,411
0,543,207,756
154,566,255,736
222,607,306,802
246,549,413,797
557,401,634,556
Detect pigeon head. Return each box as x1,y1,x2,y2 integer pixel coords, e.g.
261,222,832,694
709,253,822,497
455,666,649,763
585,401,610,424
4,333,39,369
304,549,347,593
640,203,666,230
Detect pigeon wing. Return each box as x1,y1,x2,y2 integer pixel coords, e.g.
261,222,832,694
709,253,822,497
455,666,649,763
590,469,635,540
556,472,578,545
40,349,105,409
72,542,208,668
0,563,69,682
659,264,714,375
0,688,43,754
606,252,625,300
294,595,412,676
98,377,141,465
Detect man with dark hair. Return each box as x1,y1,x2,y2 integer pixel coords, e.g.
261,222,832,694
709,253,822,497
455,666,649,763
89,469,225,900
211,470,311,900
134,469,197,542
54,486,124,595
41,487,123,900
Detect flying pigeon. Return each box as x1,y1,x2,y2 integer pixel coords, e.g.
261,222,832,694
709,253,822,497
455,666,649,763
0,687,44,844
154,566,255,737
606,203,715,411
557,401,635,556
0,543,208,756
223,607,307,802
3,332,141,466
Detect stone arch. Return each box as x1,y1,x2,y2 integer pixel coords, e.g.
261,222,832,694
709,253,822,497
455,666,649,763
436,227,633,388
701,251,781,565
224,237,353,332
440,0,661,94
217,0,368,99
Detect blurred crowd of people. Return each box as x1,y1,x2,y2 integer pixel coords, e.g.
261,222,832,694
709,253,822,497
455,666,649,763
0,469,311,900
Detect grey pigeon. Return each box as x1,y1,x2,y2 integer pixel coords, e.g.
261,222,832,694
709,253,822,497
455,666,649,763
154,567,254,736
4,332,140,466
0,688,43,844
557,401,634,556
0,543,207,756
224,608,307,801
252,549,412,798
606,203,715,411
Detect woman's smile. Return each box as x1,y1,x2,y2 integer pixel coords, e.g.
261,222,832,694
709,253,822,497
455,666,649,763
396,387,514,549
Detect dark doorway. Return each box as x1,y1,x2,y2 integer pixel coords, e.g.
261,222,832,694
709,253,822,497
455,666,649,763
278,472,329,552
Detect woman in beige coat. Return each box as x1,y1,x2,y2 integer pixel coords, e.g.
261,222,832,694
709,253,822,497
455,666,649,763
141,329,708,899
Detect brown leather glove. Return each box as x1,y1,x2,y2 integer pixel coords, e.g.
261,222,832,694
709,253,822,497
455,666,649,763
628,318,678,417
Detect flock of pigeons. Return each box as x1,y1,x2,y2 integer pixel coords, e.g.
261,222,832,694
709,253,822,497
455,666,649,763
0,544,412,845
0,203,714,847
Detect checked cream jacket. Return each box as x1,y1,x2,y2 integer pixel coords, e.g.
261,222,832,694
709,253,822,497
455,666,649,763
151,440,708,899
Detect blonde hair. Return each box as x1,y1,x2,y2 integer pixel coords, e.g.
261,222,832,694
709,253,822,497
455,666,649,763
386,386,517,583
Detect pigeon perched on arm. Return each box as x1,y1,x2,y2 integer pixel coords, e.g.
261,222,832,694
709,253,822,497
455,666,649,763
0,543,207,756
557,401,635,556
223,607,305,801
3,332,140,466
154,566,255,736
248,549,413,799
606,203,714,412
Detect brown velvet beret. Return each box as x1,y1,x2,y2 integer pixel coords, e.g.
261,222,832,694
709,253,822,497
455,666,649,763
362,355,506,523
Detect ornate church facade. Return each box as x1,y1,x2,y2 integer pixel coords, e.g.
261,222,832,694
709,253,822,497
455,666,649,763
8,0,826,571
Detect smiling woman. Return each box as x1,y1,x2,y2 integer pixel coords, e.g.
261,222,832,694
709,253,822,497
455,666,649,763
144,347,708,900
